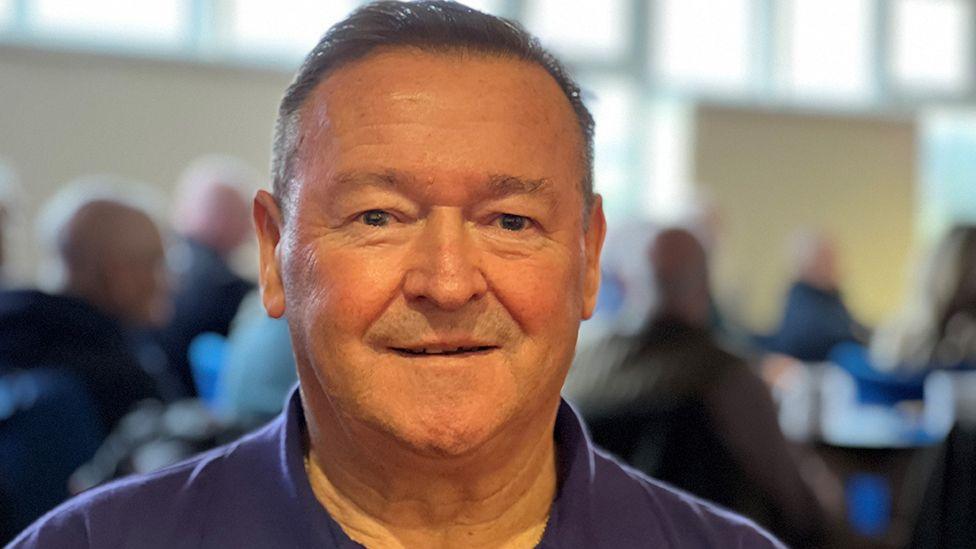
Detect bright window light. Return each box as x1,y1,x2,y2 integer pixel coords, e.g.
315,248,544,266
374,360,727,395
781,0,873,99
228,0,358,59
454,0,505,16
642,100,693,222
31,0,187,46
525,0,631,61
580,77,636,217
655,0,752,92
892,0,971,93
0,0,12,30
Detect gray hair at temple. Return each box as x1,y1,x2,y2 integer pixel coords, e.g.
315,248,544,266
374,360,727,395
270,0,595,220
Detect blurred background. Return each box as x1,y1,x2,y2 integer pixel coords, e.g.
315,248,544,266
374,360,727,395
2,1,976,547
0,0,974,327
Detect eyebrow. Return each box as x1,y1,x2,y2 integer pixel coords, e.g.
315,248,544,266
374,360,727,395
332,169,413,190
485,174,554,199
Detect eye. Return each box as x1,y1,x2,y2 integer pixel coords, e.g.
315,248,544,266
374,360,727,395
496,213,531,232
360,210,391,227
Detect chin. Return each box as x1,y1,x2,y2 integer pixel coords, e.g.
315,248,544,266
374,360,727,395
383,397,511,459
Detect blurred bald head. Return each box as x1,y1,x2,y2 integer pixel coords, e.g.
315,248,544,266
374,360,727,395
790,229,839,292
56,199,168,327
648,228,711,326
173,156,255,256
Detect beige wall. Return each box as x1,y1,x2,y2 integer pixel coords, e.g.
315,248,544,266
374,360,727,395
0,45,292,284
694,104,917,330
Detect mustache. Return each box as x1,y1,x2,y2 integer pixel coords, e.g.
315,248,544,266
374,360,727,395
365,301,519,347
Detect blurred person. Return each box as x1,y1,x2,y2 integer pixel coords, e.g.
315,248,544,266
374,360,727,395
155,155,256,397
567,227,831,547
686,189,755,354
873,224,976,371
0,182,168,433
10,3,783,548
215,290,297,427
0,161,17,282
761,229,867,362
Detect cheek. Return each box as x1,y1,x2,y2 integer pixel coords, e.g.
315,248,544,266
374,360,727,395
484,252,583,333
284,242,405,345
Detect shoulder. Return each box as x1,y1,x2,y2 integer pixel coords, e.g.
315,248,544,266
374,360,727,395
587,449,785,548
8,423,275,548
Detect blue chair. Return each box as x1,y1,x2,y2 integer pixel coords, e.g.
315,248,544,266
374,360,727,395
187,332,227,408
829,342,927,406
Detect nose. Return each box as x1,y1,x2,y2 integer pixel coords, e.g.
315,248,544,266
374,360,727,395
403,209,488,311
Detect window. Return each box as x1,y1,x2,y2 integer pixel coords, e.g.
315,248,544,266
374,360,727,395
655,0,753,92
454,0,505,16
892,0,971,93
224,0,358,60
525,0,631,62
0,0,12,30
779,0,874,100
30,0,187,47
919,110,976,240
641,100,693,222
580,77,637,218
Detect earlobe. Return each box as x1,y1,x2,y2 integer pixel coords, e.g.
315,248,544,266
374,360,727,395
253,190,287,318
581,196,607,320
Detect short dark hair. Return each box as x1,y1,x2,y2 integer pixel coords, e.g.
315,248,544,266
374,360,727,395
270,0,595,219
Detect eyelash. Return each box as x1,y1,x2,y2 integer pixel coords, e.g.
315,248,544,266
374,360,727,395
493,213,533,232
354,210,536,233
359,209,392,227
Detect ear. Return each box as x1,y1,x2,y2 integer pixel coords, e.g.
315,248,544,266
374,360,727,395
253,190,286,318
581,195,607,320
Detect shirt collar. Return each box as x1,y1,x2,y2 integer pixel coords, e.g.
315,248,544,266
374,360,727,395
276,386,599,547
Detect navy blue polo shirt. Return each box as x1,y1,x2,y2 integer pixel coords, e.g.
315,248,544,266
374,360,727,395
9,388,783,548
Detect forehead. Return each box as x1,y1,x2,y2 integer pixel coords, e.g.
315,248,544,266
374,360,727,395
294,48,584,192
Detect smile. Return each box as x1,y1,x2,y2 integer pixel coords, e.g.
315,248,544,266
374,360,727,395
391,345,497,356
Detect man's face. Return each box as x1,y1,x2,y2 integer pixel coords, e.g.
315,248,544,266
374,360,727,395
256,49,605,457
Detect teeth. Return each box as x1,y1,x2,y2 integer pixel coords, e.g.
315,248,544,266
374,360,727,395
397,346,489,355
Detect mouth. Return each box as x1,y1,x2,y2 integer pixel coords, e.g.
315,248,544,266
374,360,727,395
390,345,497,357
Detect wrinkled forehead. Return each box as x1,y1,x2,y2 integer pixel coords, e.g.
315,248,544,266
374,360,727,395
295,48,586,171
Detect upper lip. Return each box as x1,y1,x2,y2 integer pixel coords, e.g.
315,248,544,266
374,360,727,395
388,341,499,355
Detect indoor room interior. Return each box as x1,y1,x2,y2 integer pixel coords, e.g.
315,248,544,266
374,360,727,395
2,1,976,547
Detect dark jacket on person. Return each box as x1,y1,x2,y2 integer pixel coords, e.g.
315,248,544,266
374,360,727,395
566,315,828,548
0,289,160,432
154,239,253,397
763,280,865,362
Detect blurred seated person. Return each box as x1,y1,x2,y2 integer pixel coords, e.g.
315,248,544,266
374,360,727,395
0,368,104,542
70,294,297,494
566,227,831,547
215,291,297,427
155,156,256,396
0,183,169,434
873,225,976,372
761,229,867,362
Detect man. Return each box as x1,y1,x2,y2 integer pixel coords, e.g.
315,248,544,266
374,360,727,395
567,228,830,547
12,3,783,547
0,186,167,432
762,229,867,362
155,156,256,396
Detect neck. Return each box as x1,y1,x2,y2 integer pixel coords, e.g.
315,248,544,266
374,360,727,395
303,398,559,549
